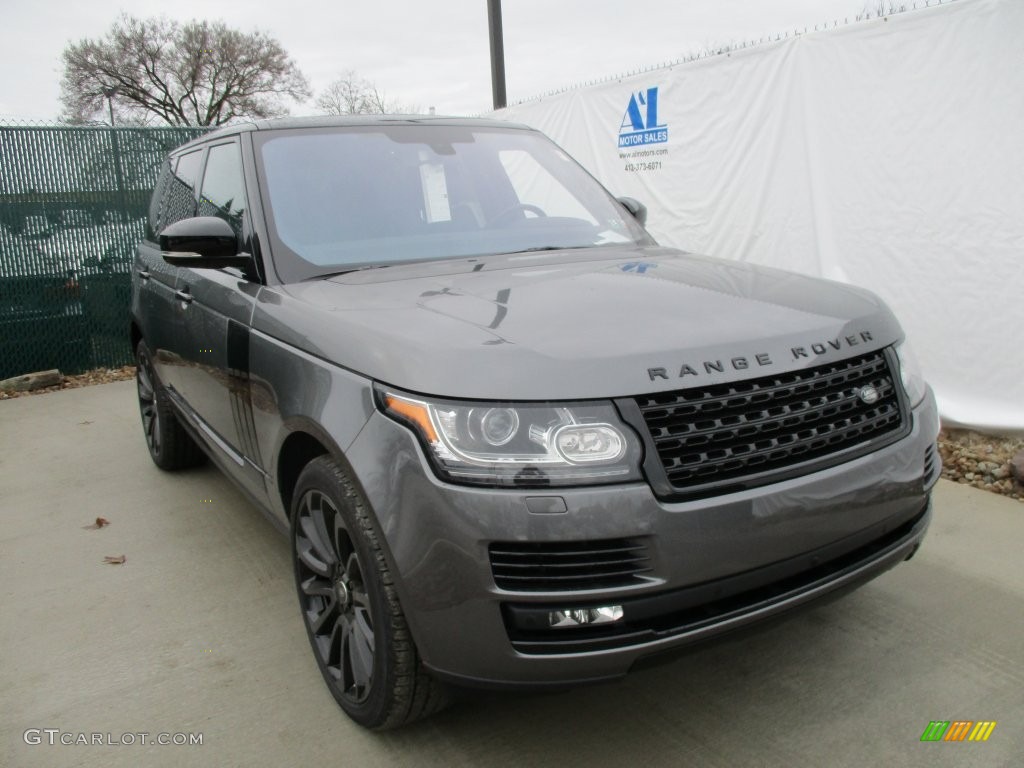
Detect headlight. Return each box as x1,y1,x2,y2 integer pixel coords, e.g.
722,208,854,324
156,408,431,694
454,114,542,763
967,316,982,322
379,388,643,487
895,341,927,407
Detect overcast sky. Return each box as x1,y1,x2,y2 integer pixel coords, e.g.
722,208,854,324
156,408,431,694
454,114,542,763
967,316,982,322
0,0,878,121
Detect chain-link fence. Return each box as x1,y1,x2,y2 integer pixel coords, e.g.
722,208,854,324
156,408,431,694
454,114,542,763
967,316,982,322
0,123,207,379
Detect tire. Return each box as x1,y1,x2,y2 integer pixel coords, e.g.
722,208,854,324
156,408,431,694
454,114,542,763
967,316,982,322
135,340,205,471
291,455,449,729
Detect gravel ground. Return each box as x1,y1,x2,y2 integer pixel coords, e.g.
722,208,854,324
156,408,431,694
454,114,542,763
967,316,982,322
938,428,1024,502
3,366,1022,503
0,365,136,399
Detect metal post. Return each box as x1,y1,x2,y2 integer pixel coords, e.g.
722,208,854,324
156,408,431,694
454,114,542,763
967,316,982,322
101,88,127,222
102,87,116,127
487,0,507,110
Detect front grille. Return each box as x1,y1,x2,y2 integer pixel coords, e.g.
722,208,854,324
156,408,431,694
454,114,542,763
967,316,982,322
489,539,651,592
635,348,908,497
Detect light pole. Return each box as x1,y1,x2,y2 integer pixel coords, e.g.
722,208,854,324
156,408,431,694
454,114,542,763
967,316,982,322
101,87,126,215
487,0,507,110
101,87,116,126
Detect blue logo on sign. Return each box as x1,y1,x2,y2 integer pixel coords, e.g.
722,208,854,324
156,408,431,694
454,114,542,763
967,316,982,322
618,87,668,148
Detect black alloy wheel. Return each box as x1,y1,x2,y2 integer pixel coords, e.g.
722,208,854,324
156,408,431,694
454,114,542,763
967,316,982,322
294,486,376,704
136,353,162,458
291,456,448,729
135,341,204,470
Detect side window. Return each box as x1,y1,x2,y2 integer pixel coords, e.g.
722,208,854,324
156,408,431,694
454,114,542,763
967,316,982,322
147,159,173,240
198,142,247,238
159,149,203,231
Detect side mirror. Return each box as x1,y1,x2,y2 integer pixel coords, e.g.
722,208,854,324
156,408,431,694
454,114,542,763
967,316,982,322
616,197,648,228
160,217,249,269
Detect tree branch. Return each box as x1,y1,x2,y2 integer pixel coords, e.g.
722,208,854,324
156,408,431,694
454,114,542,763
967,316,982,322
60,14,309,126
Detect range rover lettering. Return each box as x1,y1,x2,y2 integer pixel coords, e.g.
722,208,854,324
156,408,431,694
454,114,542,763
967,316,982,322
130,116,940,729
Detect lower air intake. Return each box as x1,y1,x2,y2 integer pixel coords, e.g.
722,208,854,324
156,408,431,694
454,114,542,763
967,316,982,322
489,539,652,592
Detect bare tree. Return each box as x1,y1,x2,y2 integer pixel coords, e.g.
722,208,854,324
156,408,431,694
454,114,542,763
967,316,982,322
315,72,374,115
61,15,311,126
860,1,910,17
315,71,421,115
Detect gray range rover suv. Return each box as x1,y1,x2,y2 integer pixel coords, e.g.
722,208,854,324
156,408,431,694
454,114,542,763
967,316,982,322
131,116,940,729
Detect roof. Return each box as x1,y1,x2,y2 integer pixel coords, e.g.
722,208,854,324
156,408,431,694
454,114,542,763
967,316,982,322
177,114,532,151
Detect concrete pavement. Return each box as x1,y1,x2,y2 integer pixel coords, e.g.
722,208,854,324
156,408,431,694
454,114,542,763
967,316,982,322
1,380,1021,767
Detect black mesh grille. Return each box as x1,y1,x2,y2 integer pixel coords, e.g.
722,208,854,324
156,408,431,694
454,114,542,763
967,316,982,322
489,539,651,592
636,349,908,496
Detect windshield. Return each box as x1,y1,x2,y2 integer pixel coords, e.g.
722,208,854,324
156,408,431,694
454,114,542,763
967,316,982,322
253,124,651,282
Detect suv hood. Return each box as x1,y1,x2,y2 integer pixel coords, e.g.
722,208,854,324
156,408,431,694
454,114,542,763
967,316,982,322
253,246,903,400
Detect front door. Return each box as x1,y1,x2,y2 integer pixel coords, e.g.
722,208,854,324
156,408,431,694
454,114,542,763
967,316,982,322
169,140,267,502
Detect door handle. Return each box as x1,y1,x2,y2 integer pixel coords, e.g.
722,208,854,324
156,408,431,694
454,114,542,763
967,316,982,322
175,289,193,304
137,270,151,281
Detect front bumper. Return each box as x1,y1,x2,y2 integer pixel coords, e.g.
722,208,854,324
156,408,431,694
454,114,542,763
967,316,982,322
344,390,940,688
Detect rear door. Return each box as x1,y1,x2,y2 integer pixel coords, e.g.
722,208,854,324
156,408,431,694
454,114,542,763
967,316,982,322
134,149,203,389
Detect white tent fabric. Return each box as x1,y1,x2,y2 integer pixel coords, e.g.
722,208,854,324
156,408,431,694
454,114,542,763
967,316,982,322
493,0,1024,435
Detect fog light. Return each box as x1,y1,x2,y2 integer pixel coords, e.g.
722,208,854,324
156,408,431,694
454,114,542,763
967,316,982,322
548,605,623,628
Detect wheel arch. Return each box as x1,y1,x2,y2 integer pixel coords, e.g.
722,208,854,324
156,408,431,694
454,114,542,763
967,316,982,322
275,420,419,631
278,430,330,519
276,418,366,522
130,319,142,354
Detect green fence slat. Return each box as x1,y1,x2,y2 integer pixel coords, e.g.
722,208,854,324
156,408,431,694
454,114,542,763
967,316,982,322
0,123,208,379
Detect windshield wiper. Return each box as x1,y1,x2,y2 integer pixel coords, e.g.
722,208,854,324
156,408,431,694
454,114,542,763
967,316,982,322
504,245,592,255
306,264,392,281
